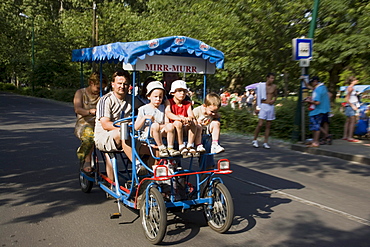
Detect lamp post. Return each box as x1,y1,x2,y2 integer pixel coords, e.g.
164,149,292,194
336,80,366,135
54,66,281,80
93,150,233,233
19,12,35,93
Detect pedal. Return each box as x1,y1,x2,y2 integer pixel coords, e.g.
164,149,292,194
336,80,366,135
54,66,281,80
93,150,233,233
110,213,121,219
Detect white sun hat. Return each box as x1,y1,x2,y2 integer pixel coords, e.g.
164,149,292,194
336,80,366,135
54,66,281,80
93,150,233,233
170,80,188,93
146,81,165,96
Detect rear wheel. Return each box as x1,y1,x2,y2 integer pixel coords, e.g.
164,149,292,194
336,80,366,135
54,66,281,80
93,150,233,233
203,182,234,233
140,187,167,244
79,173,93,193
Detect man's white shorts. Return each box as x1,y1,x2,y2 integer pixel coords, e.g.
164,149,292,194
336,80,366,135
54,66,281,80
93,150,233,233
258,103,275,121
94,130,120,152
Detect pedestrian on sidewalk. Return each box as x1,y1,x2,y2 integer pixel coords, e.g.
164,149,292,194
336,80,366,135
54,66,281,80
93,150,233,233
303,76,331,148
301,76,332,145
342,76,360,142
252,73,277,149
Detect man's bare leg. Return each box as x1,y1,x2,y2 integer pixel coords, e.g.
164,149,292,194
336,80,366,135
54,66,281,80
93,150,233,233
264,120,271,144
253,119,264,140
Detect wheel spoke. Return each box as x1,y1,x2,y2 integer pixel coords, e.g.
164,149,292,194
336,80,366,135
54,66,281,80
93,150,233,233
203,183,234,233
141,188,167,244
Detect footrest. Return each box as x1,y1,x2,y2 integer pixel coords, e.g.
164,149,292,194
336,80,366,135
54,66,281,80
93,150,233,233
110,213,121,219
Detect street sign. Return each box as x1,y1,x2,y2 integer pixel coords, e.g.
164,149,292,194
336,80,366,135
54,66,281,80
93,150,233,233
299,59,310,67
292,38,313,60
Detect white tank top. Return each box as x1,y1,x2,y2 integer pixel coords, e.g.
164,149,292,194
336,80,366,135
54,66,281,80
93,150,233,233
347,88,358,104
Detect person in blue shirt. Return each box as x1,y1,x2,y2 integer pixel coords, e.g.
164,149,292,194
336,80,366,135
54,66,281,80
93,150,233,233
304,76,331,147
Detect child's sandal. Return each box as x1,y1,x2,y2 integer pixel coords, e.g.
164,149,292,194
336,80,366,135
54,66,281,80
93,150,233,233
187,147,200,157
180,147,191,158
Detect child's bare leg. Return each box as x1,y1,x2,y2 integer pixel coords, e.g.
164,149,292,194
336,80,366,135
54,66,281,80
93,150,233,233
210,120,224,153
165,123,180,156
173,120,184,145
194,124,206,153
195,124,203,145
151,123,163,146
165,123,175,146
187,121,197,145
209,120,221,142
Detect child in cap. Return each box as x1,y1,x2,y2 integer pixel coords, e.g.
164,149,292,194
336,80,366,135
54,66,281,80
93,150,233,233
134,81,180,157
165,80,205,157
193,93,225,154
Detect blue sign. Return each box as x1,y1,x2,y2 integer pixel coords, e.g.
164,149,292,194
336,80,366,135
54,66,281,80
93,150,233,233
292,38,313,60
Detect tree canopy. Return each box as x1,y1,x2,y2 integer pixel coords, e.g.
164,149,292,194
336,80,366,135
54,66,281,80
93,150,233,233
1,0,369,95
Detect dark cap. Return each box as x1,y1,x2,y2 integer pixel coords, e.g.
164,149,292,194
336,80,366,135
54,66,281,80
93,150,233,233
310,76,320,83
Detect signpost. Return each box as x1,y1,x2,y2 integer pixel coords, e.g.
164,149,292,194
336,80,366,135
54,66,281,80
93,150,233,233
293,38,313,142
292,0,320,143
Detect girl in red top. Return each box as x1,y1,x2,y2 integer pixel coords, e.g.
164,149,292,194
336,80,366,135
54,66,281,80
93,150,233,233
165,80,205,157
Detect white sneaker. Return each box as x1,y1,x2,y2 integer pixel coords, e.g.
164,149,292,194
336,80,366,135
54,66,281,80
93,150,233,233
263,143,270,149
252,140,259,148
196,144,206,153
211,144,225,154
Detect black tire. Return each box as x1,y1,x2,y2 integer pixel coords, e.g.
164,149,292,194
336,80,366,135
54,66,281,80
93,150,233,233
140,187,167,244
79,173,93,193
203,182,234,233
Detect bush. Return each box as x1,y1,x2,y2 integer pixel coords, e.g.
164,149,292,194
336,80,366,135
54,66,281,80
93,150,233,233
1,84,350,142
0,83,16,91
219,99,348,141
1,84,76,103
50,88,75,102
219,106,258,134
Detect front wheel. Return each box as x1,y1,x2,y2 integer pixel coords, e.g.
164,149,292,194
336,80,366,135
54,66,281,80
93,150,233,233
79,173,93,193
140,187,167,244
203,182,234,233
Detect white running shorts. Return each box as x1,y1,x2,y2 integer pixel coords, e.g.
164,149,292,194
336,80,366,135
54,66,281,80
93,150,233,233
258,103,275,121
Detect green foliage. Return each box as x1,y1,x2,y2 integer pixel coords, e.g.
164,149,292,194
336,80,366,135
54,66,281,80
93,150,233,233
219,100,299,140
0,83,16,91
218,98,350,141
219,106,258,134
272,99,298,139
1,0,370,103
328,105,346,139
0,82,359,142
1,85,76,103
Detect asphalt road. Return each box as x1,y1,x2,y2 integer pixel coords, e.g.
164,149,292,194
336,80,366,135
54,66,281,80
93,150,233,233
1,92,370,247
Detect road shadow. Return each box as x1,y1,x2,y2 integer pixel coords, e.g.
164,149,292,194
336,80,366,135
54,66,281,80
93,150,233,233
0,126,110,225
221,134,370,178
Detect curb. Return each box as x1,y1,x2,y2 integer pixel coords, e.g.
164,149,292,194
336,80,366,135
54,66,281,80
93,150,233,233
291,144,370,164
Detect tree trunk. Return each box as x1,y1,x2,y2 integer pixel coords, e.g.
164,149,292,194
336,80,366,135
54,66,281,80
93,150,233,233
328,64,343,103
283,70,288,98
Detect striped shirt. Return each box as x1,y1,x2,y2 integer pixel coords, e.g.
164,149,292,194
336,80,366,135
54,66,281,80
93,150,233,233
94,92,132,137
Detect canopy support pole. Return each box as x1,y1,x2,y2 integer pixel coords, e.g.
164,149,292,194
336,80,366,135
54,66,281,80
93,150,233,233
203,74,207,103
99,63,103,97
131,70,137,170
80,63,84,88
203,60,207,102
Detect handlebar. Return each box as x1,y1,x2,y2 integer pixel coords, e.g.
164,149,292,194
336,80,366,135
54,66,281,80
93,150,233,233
113,116,137,128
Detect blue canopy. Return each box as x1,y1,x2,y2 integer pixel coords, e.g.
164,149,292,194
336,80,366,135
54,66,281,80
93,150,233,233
71,36,224,69
339,85,370,93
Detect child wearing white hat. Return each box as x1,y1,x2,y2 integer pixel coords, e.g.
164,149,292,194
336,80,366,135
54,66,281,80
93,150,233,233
165,80,205,157
135,81,180,157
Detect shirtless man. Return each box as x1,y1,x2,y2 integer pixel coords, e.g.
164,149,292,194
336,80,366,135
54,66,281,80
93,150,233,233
252,73,277,149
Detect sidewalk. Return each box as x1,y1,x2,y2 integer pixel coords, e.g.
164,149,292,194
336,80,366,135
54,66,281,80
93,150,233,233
291,138,370,165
